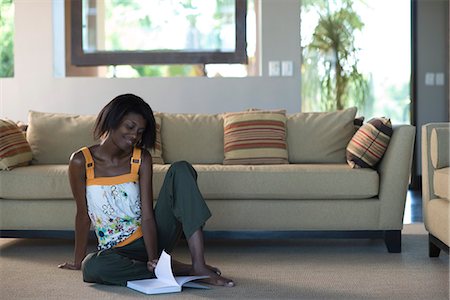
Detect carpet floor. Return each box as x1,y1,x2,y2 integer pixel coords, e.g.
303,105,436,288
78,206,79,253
0,223,448,300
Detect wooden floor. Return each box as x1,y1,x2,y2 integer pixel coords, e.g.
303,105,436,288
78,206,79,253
404,189,423,224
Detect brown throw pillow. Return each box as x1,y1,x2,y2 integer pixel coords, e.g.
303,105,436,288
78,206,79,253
346,117,393,168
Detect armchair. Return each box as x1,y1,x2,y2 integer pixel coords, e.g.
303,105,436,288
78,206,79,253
422,123,449,257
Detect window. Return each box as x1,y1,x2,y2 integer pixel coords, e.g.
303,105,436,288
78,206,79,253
0,0,14,77
70,0,248,67
301,0,411,124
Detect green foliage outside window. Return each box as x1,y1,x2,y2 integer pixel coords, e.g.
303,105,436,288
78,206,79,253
100,0,237,77
301,0,370,112
121,65,204,77
0,0,14,77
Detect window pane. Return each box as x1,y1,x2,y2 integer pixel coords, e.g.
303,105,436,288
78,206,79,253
301,0,411,124
0,0,14,77
82,0,237,53
70,0,253,76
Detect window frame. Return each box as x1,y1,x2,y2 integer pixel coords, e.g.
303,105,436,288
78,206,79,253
70,0,248,66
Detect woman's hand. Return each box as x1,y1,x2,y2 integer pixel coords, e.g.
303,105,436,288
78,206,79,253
147,259,158,272
58,262,81,270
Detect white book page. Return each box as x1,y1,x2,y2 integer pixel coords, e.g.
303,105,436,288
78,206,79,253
155,250,179,286
175,275,210,286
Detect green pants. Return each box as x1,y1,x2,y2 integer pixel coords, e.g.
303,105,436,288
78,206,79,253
81,161,212,286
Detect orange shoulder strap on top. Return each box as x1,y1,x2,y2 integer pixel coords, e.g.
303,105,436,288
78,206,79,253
130,147,142,175
80,147,95,180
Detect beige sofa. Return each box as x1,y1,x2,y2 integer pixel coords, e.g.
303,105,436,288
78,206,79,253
422,123,449,257
0,108,416,252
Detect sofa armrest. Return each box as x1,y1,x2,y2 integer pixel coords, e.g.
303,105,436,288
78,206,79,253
421,123,450,223
377,125,416,228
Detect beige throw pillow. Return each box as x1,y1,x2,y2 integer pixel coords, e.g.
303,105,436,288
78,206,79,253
223,110,288,165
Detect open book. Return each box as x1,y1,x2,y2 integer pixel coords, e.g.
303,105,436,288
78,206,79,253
127,250,210,295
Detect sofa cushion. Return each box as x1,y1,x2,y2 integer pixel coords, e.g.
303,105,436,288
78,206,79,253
433,167,449,200
223,110,288,165
26,111,97,164
0,165,71,199
153,164,378,200
0,119,32,170
160,113,224,164
430,127,450,169
346,117,393,169
1,164,379,200
287,107,357,163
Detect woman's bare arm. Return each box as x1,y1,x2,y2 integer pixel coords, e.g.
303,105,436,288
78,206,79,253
59,151,91,270
139,150,158,269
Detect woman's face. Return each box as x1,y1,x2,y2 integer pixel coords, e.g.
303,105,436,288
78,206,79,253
110,112,147,151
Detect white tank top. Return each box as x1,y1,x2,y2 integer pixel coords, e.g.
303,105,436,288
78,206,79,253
81,147,143,250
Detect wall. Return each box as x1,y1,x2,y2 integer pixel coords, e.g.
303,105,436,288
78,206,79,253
1,0,449,177
415,0,449,177
0,0,301,121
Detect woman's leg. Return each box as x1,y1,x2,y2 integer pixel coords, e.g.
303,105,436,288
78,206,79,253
154,161,234,286
81,161,233,286
154,161,211,252
81,238,152,286
81,161,212,286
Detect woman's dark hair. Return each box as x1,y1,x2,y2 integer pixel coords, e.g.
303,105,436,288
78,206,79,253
94,94,156,149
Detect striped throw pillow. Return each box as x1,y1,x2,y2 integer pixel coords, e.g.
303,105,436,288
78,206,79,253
346,117,393,169
149,115,164,164
0,119,33,170
223,110,288,165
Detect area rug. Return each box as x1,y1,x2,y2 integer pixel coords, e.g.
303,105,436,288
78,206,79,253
0,223,448,299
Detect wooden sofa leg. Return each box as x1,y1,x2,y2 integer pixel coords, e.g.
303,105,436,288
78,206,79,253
429,240,441,257
384,230,401,253
429,234,442,257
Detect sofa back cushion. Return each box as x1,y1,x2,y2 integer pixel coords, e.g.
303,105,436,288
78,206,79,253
149,115,164,164
27,111,97,164
287,107,357,163
160,113,224,164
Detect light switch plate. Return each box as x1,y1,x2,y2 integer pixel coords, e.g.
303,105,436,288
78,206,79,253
281,61,293,77
435,73,445,86
425,73,435,86
268,61,280,77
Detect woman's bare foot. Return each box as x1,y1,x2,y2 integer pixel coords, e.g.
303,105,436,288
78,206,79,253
172,259,221,276
208,265,221,275
191,264,234,287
